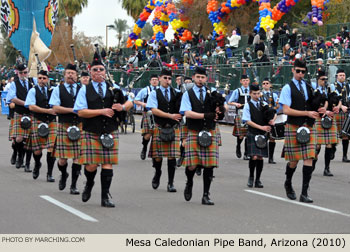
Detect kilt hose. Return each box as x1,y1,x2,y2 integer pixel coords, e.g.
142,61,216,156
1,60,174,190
334,112,348,138
284,123,316,162
246,133,268,158
141,112,153,136
52,122,82,159
148,126,180,158
232,115,248,137
11,112,32,139
315,117,338,145
183,129,219,168
79,130,119,165
30,118,57,152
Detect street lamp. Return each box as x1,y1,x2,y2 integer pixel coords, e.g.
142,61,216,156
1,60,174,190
106,24,114,51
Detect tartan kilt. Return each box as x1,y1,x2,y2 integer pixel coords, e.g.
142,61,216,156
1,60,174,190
334,112,348,138
141,112,153,135
11,112,32,139
8,118,14,141
30,118,57,152
215,124,222,146
284,123,316,161
232,115,248,137
52,123,82,159
180,124,188,141
315,117,338,145
79,130,119,165
246,133,268,158
148,126,180,158
183,129,219,168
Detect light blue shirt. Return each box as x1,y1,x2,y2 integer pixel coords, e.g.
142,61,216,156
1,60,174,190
242,99,261,122
261,90,278,103
24,86,48,107
329,81,349,96
311,82,328,96
279,78,309,107
228,86,250,103
146,85,178,110
49,83,79,107
179,85,208,114
6,79,32,104
73,81,121,113
135,85,158,101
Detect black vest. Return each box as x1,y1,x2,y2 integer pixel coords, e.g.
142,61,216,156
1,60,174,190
82,83,119,134
187,87,215,131
153,87,178,127
286,81,315,127
33,86,56,122
335,82,349,104
236,87,250,112
14,79,32,115
58,84,82,124
248,101,265,135
262,91,276,107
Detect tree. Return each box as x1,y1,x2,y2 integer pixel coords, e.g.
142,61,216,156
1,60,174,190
111,19,129,48
119,0,147,21
141,23,154,40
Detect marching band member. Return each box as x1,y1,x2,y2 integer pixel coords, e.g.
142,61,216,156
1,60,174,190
80,71,90,85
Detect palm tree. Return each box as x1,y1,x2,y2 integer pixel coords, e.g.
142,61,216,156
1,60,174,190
141,23,153,40
119,0,147,21
59,0,89,42
111,19,129,48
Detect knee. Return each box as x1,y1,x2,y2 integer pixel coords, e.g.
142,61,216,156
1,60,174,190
59,158,68,165
85,165,98,172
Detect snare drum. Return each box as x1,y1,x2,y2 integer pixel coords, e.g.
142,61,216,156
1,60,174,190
342,115,350,136
271,114,287,140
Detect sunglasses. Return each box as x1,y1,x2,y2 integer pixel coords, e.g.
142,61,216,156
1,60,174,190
38,77,48,80
18,71,28,74
262,82,270,85
163,76,172,80
91,68,105,72
295,69,306,74
320,78,328,81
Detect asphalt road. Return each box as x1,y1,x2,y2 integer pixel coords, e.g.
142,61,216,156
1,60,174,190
0,114,349,234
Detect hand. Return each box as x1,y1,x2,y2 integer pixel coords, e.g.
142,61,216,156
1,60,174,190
236,103,243,108
333,106,340,114
101,108,115,118
317,107,326,114
326,111,334,119
307,111,319,119
261,126,271,132
112,103,123,111
341,105,348,113
204,112,216,120
47,109,56,116
268,120,275,126
170,113,182,122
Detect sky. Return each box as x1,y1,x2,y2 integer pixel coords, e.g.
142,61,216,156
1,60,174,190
74,0,174,47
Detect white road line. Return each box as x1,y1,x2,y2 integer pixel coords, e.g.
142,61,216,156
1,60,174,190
245,190,350,218
40,195,98,222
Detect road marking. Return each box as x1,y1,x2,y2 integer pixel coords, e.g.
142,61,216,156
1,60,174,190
245,190,350,218
40,195,98,222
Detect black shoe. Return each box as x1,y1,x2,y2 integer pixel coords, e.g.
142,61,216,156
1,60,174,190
184,182,193,201
342,156,350,163
167,184,177,192
284,181,296,200
247,177,254,188
82,181,95,202
32,163,41,180
59,173,69,191
151,171,161,190
47,174,55,182
195,167,201,176
254,180,264,188
268,158,276,164
140,149,146,160
70,186,80,195
176,155,184,167
236,146,242,158
15,158,23,169
243,154,249,160
10,153,16,165
101,198,115,208
323,168,333,177
202,194,214,205
24,164,32,173
299,194,313,203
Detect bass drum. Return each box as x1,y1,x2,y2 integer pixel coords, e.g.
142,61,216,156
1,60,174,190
271,114,287,140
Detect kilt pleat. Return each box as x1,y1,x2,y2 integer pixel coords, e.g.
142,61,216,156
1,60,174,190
141,112,153,135
315,117,338,145
30,119,57,152
79,130,119,165
246,133,268,158
284,123,316,161
334,112,347,138
148,126,180,158
183,129,219,168
11,112,32,139
52,122,82,159
232,115,247,137
8,119,14,141
180,124,188,141
215,124,222,146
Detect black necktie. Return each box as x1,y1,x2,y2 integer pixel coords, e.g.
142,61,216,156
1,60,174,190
22,81,27,92
244,88,248,94
256,101,260,110
266,92,270,97
41,86,47,99
164,88,169,102
199,88,204,103
98,83,103,98
69,85,74,97
298,81,305,99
